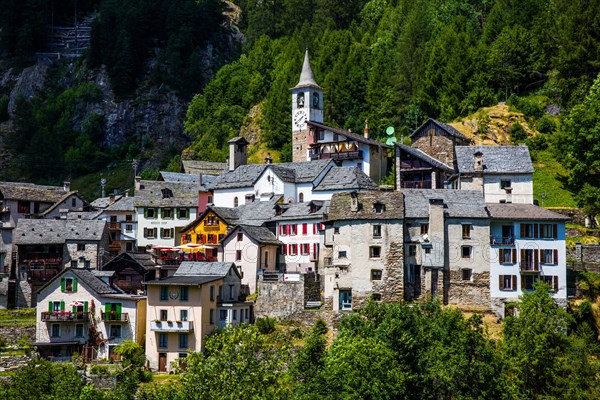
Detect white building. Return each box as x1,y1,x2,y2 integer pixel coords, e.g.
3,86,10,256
454,145,534,204
487,203,568,317
91,194,137,255
35,267,146,360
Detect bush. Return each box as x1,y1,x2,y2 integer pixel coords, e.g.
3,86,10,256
509,122,527,143
525,134,548,151
89,365,110,376
255,317,276,334
536,115,557,134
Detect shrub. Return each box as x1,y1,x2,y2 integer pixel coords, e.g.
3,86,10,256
535,115,557,134
255,317,276,334
509,122,527,143
89,365,110,376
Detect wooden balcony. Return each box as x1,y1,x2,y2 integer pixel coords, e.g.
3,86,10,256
27,268,60,282
108,222,122,230
400,180,432,189
490,236,515,245
109,241,122,251
42,311,89,322
310,150,362,161
101,312,129,322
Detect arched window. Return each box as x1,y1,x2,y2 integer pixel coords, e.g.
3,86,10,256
298,193,304,203
234,197,238,207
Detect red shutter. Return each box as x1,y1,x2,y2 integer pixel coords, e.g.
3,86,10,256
512,275,517,290
302,223,308,235
279,225,283,236
553,224,558,239
512,249,517,264
534,250,539,271
499,275,504,290
285,225,290,235
282,244,287,255
553,249,558,265
534,224,539,239
553,276,559,291
520,224,526,238
313,243,317,258
520,249,525,267
313,224,318,234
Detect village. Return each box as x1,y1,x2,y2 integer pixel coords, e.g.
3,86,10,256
0,52,571,373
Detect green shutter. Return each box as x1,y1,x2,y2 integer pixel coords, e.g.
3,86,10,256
72,305,76,313
60,301,65,311
105,303,111,313
144,208,148,218
73,278,78,292
60,278,65,292
84,301,88,313
48,302,53,313
116,303,122,313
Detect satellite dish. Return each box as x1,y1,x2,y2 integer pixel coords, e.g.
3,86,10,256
386,126,395,136
385,136,397,146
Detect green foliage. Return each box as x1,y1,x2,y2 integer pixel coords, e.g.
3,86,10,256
256,316,277,334
509,122,527,143
536,114,557,134
576,183,600,220
578,271,600,300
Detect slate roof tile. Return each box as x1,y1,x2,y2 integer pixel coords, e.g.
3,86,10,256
455,145,534,174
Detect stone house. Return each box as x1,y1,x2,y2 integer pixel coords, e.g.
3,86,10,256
321,191,404,312
35,267,146,361
395,143,455,189
454,145,534,204
145,262,250,372
403,189,490,308
487,203,568,317
409,118,470,166
157,171,217,214
101,252,157,294
220,225,282,294
91,194,137,256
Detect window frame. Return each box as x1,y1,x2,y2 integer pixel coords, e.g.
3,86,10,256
372,224,382,238
160,287,169,301
369,246,382,259
461,246,472,259
158,334,168,348
371,269,383,281
462,224,471,239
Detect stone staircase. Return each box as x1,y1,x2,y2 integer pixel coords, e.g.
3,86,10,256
36,14,96,61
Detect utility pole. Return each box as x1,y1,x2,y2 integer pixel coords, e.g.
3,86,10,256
132,159,139,179
100,178,106,198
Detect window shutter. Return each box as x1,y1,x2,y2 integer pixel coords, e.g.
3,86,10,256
60,301,65,311
279,225,283,235
116,304,122,314
553,249,558,264
520,249,525,266
105,303,111,313
534,250,539,270
170,228,174,238
499,275,504,290
512,275,517,290
84,301,88,313
521,275,525,291
553,276,559,291
72,304,76,313
511,249,516,264
153,228,157,238
285,225,290,235
553,224,558,239
534,224,539,238
302,224,307,235
61,278,65,292
73,278,78,292
520,224,525,238
313,243,317,258
48,302,53,313
144,208,148,218
313,224,318,234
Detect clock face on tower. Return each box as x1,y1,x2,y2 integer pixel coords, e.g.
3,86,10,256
294,110,307,129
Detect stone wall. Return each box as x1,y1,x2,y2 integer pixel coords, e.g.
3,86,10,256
447,271,490,309
412,132,458,166
303,274,321,303
254,278,305,319
0,275,8,309
0,325,35,344
550,208,584,225
378,242,404,302
0,355,31,371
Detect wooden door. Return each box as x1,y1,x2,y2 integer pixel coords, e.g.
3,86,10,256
158,353,167,372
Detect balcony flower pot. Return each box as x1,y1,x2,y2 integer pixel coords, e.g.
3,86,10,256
154,319,161,324
167,320,173,324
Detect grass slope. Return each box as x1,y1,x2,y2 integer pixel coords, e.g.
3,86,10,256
532,150,576,208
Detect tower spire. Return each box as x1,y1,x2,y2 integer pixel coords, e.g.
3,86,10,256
293,49,321,89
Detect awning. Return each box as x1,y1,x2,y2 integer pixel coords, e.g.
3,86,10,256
33,341,80,346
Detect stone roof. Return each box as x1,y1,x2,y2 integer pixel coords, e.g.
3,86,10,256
292,49,322,90
455,145,534,174
313,167,378,192
14,219,107,245
410,118,468,140
104,196,136,212
268,159,333,184
101,252,157,271
135,181,198,207
158,171,200,184
327,191,404,221
272,200,329,221
486,203,570,221
208,164,268,190
38,268,123,295
181,159,227,176
227,225,282,245
0,182,71,203
146,261,238,286
307,121,391,148
403,189,488,219
64,211,104,220
91,196,123,209
395,143,453,172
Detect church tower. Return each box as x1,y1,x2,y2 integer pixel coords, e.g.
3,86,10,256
291,50,323,162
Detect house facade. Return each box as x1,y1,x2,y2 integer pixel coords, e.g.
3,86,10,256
395,143,454,189
487,203,568,317
35,268,146,361
145,262,250,372
409,118,470,166
92,195,137,256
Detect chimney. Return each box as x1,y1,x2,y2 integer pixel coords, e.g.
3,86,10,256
265,152,273,164
63,181,71,192
228,137,249,171
474,151,483,172
135,176,141,191
198,174,203,188
124,189,130,198
109,194,115,205
350,191,359,212
364,118,370,139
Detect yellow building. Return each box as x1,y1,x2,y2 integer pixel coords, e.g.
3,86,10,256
178,207,237,261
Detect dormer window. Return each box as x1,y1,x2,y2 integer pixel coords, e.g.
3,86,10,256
275,206,282,216
161,188,173,199
374,202,385,213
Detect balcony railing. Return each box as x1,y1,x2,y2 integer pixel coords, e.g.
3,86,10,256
490,236,515,245
520,262,539,272
323,257,333,267
27,268,60,282
150,320,193,333
42,311,89,322
400,181,432,189
101,312,129,322
107,222,122,230
310,150,363,161
109,241,122,251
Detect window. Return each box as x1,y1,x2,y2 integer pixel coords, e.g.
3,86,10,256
17,201,30,214
371,269,382,280
144,228,157,239
338,250,347,258
299,193,304,203
461,246,472,259
206,216,218,226
462,224,471,238
290,224,297,236
209,309,214,324
289,244,298,256
372,293,382,301
161,188,173,199
219,310,227,321
373,225,382,238
408,245,417,257
301,244,310,255
64,277,76,292
501,249,515,264
77,243,85,251
522,275,537,291
234,197,239,207
541,275,559,291
158,334,168,348
126,242,133,252
499,275,516,290
72,198,77,207
370,246,381,258
160,310,168,321
145,208,157,219
207,195,213,204
540,224,557,239
180,286,189,301
334,227,340,234
233,310,237,320
126,214,133,222
236,250,242,261
229,285,234,300
178,208,188,219
125,224,133,232
210,286,215,301
420,224,429,235
373,202,385,213
462,269,472,281
84,260,91,268
180,310,188,321
71,260,77,268
237,232,243,242
339,290,352,311
75,324,84,337
521,224,534,238
160,287,169,301
179,334,188,349
161,228,174,239
500,179,512,189
542,249,558,264
110,325,122,338
424,248,432,254
51,324,60,337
